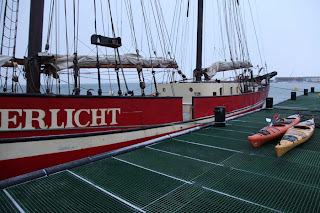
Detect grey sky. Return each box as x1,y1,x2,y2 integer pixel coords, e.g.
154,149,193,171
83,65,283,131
2,0,320,85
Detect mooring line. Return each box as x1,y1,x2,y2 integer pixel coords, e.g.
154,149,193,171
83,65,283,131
113,157,192,184
202,186,283,213
3,189,25,213
67,170,146,213
172,138,243,153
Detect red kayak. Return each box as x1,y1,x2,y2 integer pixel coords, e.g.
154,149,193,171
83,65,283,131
248,114,301,147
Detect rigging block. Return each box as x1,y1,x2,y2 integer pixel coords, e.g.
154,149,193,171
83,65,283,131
91,34,121,48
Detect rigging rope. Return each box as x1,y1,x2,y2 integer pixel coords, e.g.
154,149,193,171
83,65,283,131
73,0,80,95
64,0,70,94
0,0,19,92
124,0,145,96
248,0,263,67
99,0,112,92
93,0,102,95
253,0,267,71
107,0,130,95
45,0,54,52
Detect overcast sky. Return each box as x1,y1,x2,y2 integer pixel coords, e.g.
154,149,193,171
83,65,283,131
1,0,320,85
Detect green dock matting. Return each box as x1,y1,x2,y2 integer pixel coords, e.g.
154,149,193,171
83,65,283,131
1,93,320,212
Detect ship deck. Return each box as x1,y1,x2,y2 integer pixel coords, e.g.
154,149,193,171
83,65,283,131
2,92,320,212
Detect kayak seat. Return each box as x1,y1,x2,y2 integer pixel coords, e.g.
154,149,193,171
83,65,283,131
295,120,314,127
273,124,285,126
275,120,292,125
294,125,311,129
257,130,270,135
282,135,298,142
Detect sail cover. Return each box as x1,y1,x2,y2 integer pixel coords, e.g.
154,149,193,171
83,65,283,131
54,54,178,70
205,61,252,79
0,55,12,67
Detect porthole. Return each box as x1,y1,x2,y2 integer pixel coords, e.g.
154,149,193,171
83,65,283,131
162,88,166,92
189,87,193,92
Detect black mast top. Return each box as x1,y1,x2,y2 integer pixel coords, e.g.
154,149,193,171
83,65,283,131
195,0,203,82
26,0,44,93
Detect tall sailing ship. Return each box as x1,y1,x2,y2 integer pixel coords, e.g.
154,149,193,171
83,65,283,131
0,0,275,181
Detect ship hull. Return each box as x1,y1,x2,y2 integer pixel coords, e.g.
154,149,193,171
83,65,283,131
0,86,269,181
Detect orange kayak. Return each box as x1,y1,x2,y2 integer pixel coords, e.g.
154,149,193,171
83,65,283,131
248,114,301,147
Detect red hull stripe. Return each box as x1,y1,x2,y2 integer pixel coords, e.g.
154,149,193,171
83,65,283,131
0,89,268,181
0,102,263,182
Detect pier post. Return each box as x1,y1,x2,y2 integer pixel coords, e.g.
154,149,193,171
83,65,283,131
291,92,296,100
304,89,308,96
214,106,226,127
266,98,273,109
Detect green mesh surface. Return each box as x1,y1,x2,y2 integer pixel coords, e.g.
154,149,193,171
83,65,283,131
2,94,320,212
151,139,236,164
145,184,275,213
7,172,137,212
177,187,276,213
117,147,215,181
178,130,249,147
222,153,320,188
193,167,320,213
0,190,19,213
276,93,320,111
71,158,183,208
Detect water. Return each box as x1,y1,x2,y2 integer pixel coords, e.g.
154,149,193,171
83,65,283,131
269,82,320,104
49,82,153,96
28,81,320,105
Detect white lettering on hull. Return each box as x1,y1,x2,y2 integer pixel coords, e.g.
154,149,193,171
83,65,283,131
0,108,121,131
49,109,65,129
0,109,22,130
23,109,48,130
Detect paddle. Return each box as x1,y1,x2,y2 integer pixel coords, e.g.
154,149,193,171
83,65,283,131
266,113,280,126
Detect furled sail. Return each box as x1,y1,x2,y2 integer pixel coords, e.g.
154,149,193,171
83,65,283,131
54,54,178,71
205,61,253,79
0,55,12,67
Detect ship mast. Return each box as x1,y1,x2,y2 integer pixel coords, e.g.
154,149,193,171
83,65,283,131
26,0,44,93
195,0,203,82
